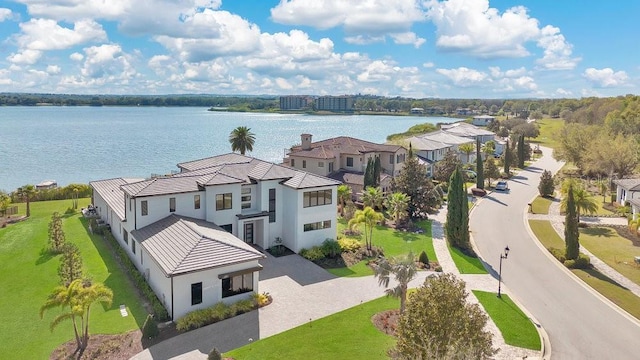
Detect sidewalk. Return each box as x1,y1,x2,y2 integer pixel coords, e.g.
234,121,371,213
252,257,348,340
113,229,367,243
430,207,541,360
528,199,640,297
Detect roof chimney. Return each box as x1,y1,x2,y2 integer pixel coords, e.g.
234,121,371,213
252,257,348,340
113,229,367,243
301,134,312,150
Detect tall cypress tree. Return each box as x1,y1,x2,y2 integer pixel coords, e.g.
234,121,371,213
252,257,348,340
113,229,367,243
446,166,470,251
565,184,580,260
517,134,525,168
364,157,374,189
373,156,381,187
475,138,484,189
503,139,511,175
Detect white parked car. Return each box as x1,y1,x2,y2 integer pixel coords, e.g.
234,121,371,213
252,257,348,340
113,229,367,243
495,181,509,191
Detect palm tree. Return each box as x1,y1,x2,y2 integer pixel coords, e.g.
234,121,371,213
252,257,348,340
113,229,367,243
229,126,256,155
458,142,475,164
374,252,418,314
348,206,384,252
385,192,410,226
560,180,598,221
16,184,37,217
337,184,352,217
40,279,113,358
362,186,383,210
481,140,495,158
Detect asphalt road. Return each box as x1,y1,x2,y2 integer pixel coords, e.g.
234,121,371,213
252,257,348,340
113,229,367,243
470,148,640,359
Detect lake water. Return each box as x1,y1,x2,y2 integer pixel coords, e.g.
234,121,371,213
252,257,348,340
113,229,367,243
0,107,454,192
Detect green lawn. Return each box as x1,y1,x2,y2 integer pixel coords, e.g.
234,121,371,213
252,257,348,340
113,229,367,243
528,220,564,249
580,227,640,287
528,220,640,320
531,118,565,150
473,291,541,350
531,196,553,215
589,195,615,216
448,243,487,274
0,199,147,359
333,219,436,277
226,296,398,359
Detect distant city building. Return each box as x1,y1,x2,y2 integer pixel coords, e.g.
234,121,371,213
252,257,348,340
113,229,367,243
472,115,495,126
316,96,354,112
279,95,312,110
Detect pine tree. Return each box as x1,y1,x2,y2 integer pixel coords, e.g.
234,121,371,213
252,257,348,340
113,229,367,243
503,139,511,175
445,166,470,251
48,212,66,253
538,170,555,197
393,152,437,219
565,184,580,260
475,138,484,189
364,157,375,189
58,243,83,286
373,156,381,187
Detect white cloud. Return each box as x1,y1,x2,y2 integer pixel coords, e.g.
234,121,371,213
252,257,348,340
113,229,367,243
426,0,579,68
153,9,261,62
46,65,61,74
555,88,572,96
271,0,426,45
423,62,435,68
70,52,84,61
7,49,42,64
436,67,489,86
583,68,628,87
15,18,106,51
390,32,426,48
275,77,293,90
0,8,13,21
80,44,136,80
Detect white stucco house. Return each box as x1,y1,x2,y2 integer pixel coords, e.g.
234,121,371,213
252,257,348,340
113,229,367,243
613,178,640,206
90,153,340,319
472,115,496,126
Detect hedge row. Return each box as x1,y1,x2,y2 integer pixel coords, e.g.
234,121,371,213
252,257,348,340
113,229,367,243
91,218,170,321
548,247,591,269
176,299,256,332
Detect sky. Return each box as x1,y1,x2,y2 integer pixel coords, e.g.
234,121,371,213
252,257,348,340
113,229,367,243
0,0,638,99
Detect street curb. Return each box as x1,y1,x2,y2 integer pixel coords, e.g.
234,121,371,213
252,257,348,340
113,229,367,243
523,201,640,330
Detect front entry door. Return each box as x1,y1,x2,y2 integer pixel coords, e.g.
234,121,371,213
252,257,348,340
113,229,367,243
244,223,254,244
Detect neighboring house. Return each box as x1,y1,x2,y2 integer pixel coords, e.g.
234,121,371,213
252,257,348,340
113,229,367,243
406,130,473,176
410,107,424,115
613,178,640,206
440,122,496,144
629,198,640,221
472,115,495,126
284,134,407,198
36,180,57,190
90,153,339,319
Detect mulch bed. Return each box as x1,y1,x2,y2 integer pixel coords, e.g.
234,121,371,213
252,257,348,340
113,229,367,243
51,331,143,360
372,309,400,336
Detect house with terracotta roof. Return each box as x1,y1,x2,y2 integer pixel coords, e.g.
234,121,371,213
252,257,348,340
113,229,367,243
283,134,408,198
90,153,339,319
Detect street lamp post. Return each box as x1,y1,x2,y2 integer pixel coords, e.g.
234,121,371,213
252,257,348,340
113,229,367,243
497,246,510,298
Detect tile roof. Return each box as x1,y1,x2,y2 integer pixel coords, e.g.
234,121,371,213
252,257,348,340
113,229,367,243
288,136,404,160
440,122,495,137
629,198,640,208
132,215,265,276
90,177,145,220
613,178,640,191
177,153,252,172
120,175,203,197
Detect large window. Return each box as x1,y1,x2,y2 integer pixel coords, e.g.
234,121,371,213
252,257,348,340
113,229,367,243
216,193,232,210
389,154,394,164
123,230,128,244
169,197,176,212
220,224,233,233
268,188,276,223
191,282,203,305
131,239,136,254
291,159,295,167
194,195,200,209
302,160,307,168
241,187,251,209
222,273,253,298
346,157,354,167
141,200,148,216
304,220,332,232
303,189,332,208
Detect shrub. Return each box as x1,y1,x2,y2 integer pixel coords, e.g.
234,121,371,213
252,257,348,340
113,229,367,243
101,230,169,321
177,299,257,332
565,254,591,269
321,239,342,258
433,265,443,272
548,247,566,263
299,246,325,261
253,292,271,307
142,314,159,339
418,250,429,265
64,207,76,215
338,238,361,252
208,348,222,360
